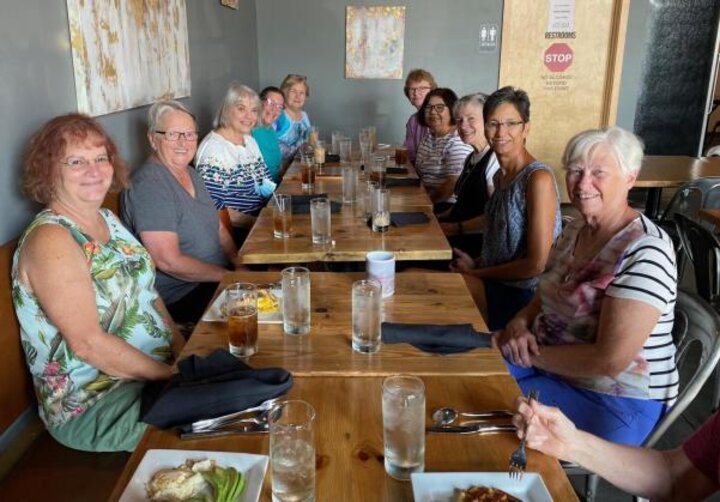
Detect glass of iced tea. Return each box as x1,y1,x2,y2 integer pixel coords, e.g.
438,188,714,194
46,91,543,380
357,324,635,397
273,194,293,239
395,147,408,166
225,283,258,357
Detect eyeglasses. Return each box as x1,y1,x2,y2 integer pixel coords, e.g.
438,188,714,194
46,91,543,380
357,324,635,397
62,154,111,170
265,98,284,110
426,104,447,114
484,120,525,131
407,86,431,95
155,130,199,141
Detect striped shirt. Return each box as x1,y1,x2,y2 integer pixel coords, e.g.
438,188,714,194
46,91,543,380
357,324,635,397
195,131,272,216
415,129,473,203
533,214,678,404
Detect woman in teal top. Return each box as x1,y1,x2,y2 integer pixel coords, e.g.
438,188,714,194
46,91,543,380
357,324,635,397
274,74,312,163
252,86,284,182
12,114,183,452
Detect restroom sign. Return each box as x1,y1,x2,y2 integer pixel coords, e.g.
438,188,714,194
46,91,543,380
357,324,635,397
544,43,573,72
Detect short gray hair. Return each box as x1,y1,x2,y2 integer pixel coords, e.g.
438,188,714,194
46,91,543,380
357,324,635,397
453,92,489,119
214,82,261,129
562,126,644,177
147,100,195,132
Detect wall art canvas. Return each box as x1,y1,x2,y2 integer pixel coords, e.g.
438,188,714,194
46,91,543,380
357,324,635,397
221,0,240,9
66,0,191,116
345,6,405,79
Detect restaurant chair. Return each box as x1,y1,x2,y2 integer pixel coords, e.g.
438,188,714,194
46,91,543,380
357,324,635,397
563,290,720,502
653,177,720,279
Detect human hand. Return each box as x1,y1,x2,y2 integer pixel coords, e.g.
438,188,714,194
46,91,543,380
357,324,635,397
440,222,458,236
496,318,539,367
449,248,475,272
513,397,579,462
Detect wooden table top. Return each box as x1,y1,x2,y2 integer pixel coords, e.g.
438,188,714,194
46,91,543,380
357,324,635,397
700,208,720,227
284,161,419,181
109,375,578,502
185,272,504,377
635,156,720,188
239,206,451,264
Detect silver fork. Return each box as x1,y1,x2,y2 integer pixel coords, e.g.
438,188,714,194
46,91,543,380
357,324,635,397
509,389,539,479
190,397,281,432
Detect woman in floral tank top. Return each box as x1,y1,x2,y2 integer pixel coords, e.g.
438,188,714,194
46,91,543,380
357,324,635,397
12,114,183,452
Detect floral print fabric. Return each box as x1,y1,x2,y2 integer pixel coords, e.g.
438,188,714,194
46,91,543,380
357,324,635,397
12,209,173,427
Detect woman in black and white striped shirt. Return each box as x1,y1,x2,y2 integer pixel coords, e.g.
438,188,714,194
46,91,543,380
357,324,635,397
414,88,473,214
495,126,678,446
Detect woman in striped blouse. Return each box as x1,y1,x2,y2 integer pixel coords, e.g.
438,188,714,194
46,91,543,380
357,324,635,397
496,127,678,446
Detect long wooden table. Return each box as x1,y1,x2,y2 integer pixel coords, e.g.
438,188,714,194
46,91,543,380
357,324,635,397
109,375,577,501
186,272,505,377
239,205,451,264
636,156,720,218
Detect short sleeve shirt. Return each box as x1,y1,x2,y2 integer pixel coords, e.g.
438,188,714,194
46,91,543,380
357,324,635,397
415,130,473,203
274,110,311,162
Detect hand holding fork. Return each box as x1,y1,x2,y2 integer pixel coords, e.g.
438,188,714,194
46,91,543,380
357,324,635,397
509,389,539,479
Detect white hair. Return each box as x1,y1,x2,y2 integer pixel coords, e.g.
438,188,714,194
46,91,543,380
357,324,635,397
214,82,261,129
147,100,195,132
562,127,644,177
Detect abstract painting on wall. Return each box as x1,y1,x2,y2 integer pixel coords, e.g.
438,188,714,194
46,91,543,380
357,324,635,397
221,0,240,9
345,6,405,79
66,0,191,117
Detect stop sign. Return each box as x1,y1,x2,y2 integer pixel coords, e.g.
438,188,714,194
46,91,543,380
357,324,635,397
544,43,574,72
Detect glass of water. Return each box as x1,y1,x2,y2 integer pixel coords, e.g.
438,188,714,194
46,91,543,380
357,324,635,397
339,137,352,163
359,128,372,168
352,279,382,354
362,180,379,219
331,130,343,155
310,197,331,245
281,266,311,335
341,163,358,204
382,375,425,480
270,400,316,502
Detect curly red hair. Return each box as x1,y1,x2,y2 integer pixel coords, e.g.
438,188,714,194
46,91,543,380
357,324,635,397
22,113,129,204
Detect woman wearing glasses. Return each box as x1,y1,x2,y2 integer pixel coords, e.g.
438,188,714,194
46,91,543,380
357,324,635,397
196,83,276,245
414,88,474,213
13,114,183,451
252,86,285,183
274,74,312,164
122,100,239,324
403,69,437,166
451,86,561,331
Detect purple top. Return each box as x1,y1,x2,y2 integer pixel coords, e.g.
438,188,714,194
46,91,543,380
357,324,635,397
404,112,428,166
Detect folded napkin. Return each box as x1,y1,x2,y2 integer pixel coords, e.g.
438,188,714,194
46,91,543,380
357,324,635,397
291,194,342,214
391,212,429,226
386,166,409,175
140,349,293,429
385,178,421,188
325,153,340,163
382,322,491,354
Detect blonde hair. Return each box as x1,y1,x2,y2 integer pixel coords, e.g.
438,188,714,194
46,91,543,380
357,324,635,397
280,74,310,99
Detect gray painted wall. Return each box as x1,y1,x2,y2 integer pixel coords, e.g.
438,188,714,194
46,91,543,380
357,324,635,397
255,0,503,148
0,1,259,245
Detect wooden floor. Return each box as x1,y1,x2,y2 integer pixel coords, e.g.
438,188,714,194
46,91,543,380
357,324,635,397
0,431,129,502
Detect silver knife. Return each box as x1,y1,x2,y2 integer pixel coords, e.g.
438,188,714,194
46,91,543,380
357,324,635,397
181,423,269,439
427,424,517,435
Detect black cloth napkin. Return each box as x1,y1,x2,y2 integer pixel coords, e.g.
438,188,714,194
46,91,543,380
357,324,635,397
386,166,409,175
291,194,342,214
391,212,429,226
382,322,492,354
325,153,340,162
140,349,293,429
385,177,421,188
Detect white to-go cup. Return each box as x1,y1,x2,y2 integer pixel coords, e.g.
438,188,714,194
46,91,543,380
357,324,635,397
366,251,396,298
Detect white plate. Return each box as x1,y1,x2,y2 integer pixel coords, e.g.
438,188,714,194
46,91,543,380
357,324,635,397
202,286,283,324
119,449,268,502
411,472,553,502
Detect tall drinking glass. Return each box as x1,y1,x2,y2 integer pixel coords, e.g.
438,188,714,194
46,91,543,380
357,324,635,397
310,197,331,245
362,180,379,219
300,153,315,191
382,375,425,480
359,129,372,168
270,400,316,502
370,155,387,187
313,140,326,167
281,266,311,335
368,126,377,152
308,126,320,147
273,194,293,239
341,163,358,204
352,279,382,354
339,137,352,163
372,188,391,233
225,283,258,357
331,131,343,155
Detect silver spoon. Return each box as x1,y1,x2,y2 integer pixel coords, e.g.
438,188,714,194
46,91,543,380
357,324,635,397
432,407,513,427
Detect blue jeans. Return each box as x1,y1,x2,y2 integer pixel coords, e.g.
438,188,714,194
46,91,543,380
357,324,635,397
506,361,666,446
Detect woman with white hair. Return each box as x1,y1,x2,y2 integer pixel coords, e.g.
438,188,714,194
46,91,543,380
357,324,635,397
495,126,679,445
196,82,275,245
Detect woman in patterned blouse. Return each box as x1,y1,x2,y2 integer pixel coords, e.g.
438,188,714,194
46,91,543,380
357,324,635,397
12,114,184,451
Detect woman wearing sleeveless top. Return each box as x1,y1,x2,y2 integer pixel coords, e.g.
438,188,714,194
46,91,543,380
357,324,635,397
12,114,183,452
451,86,561,330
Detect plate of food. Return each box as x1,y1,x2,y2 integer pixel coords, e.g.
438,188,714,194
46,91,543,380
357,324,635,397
118,449,268,502
202,284,282,324
411,472,553,502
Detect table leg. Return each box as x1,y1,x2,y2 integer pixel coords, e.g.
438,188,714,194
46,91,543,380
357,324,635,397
645,187,663,219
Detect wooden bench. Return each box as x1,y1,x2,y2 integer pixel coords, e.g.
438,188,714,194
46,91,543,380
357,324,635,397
0,211,129,500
